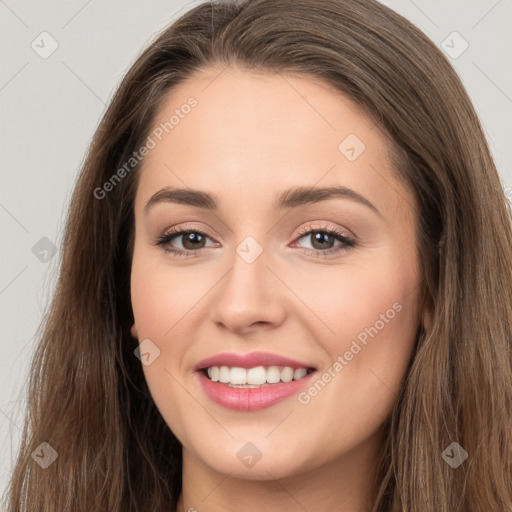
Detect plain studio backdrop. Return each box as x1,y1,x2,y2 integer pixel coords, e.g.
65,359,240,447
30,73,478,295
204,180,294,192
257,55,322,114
0,0,511,499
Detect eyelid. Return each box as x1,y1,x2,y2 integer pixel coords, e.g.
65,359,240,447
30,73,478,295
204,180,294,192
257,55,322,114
158,221,353,241
294,221,354,239
160,222,219,241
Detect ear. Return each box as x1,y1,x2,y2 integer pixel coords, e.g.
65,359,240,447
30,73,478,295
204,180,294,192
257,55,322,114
130,323,138,339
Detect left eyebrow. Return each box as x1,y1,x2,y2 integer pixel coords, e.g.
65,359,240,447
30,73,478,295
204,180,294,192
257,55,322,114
273,185,381,217
144,185,381,218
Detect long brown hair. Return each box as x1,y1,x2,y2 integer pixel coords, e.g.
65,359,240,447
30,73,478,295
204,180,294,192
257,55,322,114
4,0,512,510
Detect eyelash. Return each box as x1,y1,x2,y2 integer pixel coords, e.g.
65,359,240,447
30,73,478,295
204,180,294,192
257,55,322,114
153,223,356,259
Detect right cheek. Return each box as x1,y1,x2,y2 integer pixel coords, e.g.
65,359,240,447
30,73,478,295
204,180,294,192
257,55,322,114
143,370,188,433
131,267,162,318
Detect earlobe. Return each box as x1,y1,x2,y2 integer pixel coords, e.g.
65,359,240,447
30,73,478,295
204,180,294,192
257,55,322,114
130,324,138,339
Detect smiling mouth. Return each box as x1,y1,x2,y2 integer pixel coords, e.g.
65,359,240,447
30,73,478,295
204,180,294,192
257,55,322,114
201,365,316,388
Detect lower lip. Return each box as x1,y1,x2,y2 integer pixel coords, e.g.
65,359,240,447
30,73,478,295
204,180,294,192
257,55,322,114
197,370,316,411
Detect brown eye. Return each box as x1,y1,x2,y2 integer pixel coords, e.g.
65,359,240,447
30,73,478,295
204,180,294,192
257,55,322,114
179,232,207,250
154,227,216,257
304,231,339,250
293,224,356,257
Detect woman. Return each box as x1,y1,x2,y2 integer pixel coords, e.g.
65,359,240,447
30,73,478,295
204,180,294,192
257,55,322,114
4,0,512,511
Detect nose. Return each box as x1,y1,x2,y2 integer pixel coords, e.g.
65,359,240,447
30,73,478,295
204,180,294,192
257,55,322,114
209,247,287,335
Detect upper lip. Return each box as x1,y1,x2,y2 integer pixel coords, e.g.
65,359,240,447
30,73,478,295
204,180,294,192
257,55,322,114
194,351,316,371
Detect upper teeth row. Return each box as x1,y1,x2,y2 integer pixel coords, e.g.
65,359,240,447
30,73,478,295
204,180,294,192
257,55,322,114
207,366,308,385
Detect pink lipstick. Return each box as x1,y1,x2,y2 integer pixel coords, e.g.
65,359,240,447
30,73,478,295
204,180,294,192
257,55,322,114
195,351,317,412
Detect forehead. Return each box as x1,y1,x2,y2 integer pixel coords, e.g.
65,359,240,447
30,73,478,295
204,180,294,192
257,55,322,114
135,66,412,222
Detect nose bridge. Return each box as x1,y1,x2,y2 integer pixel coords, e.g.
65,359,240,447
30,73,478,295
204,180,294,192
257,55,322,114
209,235,286,332
222,236,271,308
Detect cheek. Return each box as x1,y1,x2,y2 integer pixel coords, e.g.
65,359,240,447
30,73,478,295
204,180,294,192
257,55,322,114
302,251,420,397
130,250,205,342
293,257,418,348
130,255,200,442
290,262,419,446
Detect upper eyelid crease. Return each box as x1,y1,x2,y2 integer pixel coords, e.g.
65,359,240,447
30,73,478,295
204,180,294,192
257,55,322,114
144,185,381,218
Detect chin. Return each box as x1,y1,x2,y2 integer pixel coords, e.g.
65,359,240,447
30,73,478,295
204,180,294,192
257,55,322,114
189,436,315,481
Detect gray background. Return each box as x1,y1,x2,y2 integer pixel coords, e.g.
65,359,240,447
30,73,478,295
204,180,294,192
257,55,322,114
1,0,511,499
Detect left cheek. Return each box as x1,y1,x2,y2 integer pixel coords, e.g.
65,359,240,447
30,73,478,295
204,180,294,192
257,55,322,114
343,288,419,396
314,273,397,339
322,274,416,361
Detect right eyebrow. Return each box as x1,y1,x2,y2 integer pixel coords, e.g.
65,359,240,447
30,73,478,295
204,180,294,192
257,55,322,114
144,187,217,213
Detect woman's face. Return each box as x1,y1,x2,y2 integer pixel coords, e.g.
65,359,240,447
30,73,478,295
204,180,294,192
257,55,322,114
130,66,424,480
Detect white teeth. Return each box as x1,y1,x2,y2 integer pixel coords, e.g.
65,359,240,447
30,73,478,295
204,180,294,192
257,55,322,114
281,366,294,382
218,366,230,383
293,368,307,380
247,366,267,385
207,366,219,382
229,367,247,385
204,365,312,386
266,366,281,384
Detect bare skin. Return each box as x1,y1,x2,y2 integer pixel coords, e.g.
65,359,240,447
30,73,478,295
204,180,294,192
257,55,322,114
130,66,427,512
